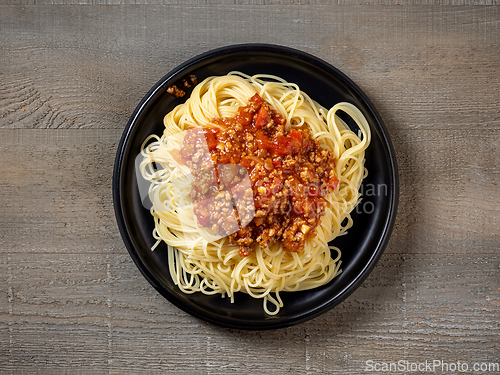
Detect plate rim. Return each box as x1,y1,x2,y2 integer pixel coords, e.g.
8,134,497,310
112,43,399,330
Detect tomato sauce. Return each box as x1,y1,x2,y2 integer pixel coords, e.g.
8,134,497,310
180,94,339,257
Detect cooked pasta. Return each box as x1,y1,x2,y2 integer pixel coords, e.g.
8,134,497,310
138,72,371,315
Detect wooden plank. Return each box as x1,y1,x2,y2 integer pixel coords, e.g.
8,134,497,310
0,127,497,372
0,128,497,256
2,1,500,6
1,5,498,131
392,128,500,253
1,252,498,373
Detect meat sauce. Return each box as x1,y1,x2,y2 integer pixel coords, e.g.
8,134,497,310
180,94,339,257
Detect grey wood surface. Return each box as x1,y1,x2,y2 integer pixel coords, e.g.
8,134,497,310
3,1,500,5
1,3,499,374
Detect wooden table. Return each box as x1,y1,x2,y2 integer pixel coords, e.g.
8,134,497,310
1,2,498,373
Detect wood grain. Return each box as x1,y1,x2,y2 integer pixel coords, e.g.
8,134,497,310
1,5,498,132
3,0,500,6
0,3,499,374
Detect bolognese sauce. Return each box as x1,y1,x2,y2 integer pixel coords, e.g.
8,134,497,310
180,93,339,257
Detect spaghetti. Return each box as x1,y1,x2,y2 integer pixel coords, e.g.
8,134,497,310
139,72,371,315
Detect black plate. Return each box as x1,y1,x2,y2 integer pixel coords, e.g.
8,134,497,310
113,44,399,330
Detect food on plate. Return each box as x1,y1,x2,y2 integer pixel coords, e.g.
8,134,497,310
138,72,371,314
